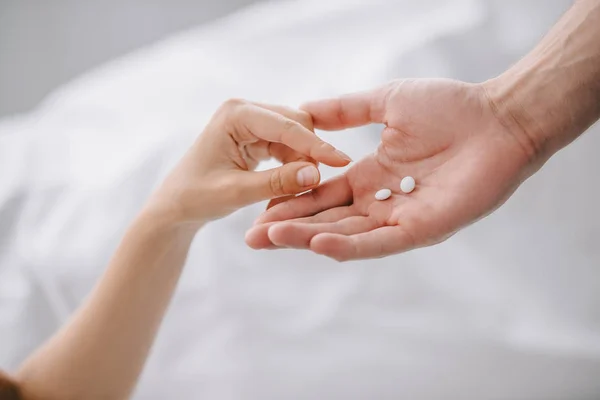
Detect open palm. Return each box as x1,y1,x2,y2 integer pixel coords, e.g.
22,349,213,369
245,79,535,260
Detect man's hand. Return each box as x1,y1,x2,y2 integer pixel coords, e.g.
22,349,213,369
246,79,537,260
247,0,600,262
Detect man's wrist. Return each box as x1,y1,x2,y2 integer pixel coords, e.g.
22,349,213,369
483,0,600,169
482,70,555,168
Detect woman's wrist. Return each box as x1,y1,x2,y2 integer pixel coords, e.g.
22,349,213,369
138,198,205,235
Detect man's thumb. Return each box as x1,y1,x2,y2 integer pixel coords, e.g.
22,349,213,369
240,162,320,203
300,85,387,131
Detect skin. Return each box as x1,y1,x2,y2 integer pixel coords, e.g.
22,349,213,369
2,100,350,400
246,0,600,261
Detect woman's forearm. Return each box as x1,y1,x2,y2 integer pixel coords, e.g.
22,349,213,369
485,0,600,164
7,96,343,400
16,211,198,400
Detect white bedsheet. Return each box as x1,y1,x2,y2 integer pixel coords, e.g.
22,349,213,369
1,0,600,398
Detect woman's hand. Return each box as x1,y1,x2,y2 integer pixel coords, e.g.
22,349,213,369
14,99,351,400
246,79,539,260
146,99,351,226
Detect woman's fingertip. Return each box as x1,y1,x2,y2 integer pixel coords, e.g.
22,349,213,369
296,165,320,187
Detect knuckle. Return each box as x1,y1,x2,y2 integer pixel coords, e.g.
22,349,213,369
222,98,246,109
217,99,250,133
335,103,347,125
269,169,286,197
282,118,300,132
297,111,314,130
217,98,246,120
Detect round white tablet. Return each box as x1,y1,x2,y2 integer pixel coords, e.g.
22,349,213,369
400,176,416,193
375,188,392,201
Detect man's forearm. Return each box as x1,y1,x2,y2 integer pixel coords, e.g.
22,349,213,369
485,0,600,165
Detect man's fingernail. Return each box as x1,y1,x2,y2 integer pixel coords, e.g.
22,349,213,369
335,149,352,162
296,166,319,187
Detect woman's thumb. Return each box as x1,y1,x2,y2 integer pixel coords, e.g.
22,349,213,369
240,162,320,204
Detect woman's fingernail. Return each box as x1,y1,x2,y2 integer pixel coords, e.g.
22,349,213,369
335,149,352,161
296,166,319,187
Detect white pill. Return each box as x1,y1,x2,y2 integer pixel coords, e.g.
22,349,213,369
400,176,416,193
375,188,392,201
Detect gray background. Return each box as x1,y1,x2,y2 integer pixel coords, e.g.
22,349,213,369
0,0,262,117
